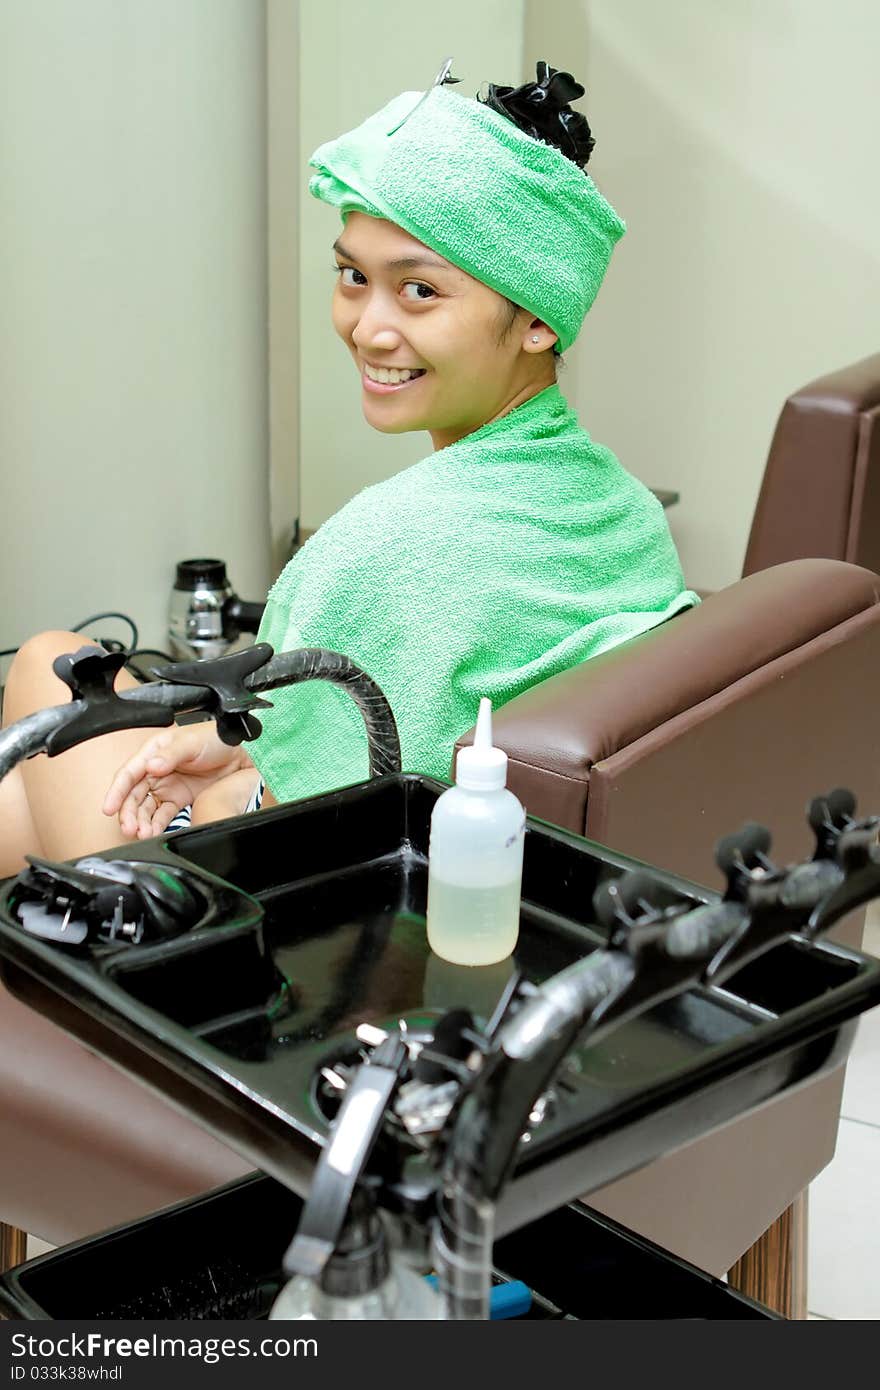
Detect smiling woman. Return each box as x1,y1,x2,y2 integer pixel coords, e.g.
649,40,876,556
245,66,699,807
0,63,698,872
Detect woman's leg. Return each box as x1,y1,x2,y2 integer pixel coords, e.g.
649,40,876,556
0,631,169,877
0,759,46,877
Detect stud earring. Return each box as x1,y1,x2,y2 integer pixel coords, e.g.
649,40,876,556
531,335,540,344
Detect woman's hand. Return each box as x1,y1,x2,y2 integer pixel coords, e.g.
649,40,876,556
103,722,253,840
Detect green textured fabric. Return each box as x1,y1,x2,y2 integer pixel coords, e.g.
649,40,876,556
308,87,625,352
250,385,698,803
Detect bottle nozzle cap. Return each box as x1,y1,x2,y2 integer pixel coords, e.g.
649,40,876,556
455,698,508,790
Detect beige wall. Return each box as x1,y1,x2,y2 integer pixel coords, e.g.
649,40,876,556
5,0,875,669
0,0,271,654
297,1,525,529
267,0,301,577
524,0,880,589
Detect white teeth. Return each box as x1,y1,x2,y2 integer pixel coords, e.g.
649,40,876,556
363,364,424,384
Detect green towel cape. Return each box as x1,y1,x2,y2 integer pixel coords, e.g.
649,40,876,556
250,385,698,803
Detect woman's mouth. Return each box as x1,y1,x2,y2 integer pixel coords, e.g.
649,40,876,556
362,363,427,394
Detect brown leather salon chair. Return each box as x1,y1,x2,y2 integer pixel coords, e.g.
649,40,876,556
484,351,880,1315
3,557,879,1318
481,557,880,1319
743,352,880,576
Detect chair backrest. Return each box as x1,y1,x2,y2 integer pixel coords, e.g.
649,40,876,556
743,353,880,577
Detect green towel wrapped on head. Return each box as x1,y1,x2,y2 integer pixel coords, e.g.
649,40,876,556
308,84,625,352
250,385,698,802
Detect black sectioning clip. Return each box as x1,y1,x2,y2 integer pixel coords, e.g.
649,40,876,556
702,792,880,984
802,790,880,937
13,854,207,948
586,871,708,1030
700,823,788,983
151,643,275,746
46,648,175,756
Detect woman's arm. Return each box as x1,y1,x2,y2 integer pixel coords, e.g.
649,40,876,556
189,765,265,825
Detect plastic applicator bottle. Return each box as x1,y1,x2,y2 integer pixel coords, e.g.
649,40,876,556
426,698,526,966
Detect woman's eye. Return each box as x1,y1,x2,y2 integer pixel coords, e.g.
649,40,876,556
336,265,367,287
402,281,437,302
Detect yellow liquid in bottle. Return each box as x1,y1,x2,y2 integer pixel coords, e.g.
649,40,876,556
426,872,521,966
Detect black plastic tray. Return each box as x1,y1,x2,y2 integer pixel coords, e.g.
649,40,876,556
1,774,878,1238
0,1173,777,1321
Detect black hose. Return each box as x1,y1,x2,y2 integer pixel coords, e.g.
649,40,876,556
248,649,401,781
0,647,401,786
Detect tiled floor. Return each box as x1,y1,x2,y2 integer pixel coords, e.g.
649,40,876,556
807,901,880,1320
24,906,880,1319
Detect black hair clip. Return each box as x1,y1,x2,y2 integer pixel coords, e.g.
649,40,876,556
478,60,596,169
150,644,274,746
46,648,174,756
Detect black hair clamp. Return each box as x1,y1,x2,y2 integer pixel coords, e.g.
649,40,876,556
46,648,175,757
479,60,596,169
150,644,275,746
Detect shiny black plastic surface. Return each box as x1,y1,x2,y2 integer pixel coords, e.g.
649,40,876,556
0,1173,776,1321
0,774,877,1236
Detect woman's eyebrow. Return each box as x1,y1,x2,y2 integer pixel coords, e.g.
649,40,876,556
332,238,454,272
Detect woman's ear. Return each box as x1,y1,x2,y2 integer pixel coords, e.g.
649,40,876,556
523,319,558,354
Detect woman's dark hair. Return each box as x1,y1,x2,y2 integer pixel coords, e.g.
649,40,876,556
478,61,595,169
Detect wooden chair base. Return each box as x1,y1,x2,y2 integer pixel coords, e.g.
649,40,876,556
727,1190,808,1318
0,1221,27,1275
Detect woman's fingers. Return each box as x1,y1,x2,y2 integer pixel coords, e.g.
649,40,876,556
117,775,157,837
105,725,241,839
135,790,157,841
122,773,191,839
102,755,149,816
152,798,185,836
118,777,159,838
133,782,181,840
103,732,172,816
104,727,209,819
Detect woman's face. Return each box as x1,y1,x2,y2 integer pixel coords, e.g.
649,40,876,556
331,213,557,450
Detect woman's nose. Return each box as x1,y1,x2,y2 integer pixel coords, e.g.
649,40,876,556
351,300,403,352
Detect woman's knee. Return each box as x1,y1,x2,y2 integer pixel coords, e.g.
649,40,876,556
3,630,100,722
